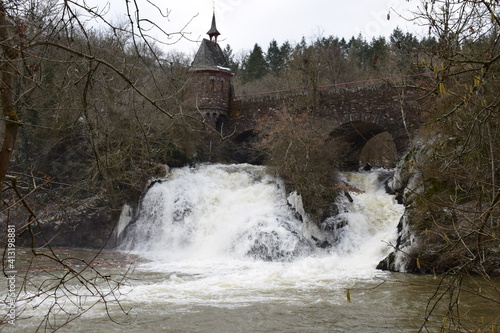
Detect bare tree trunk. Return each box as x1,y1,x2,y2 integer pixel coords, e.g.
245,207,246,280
0,1,20,191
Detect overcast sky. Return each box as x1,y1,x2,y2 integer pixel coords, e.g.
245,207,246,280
89,0,425,57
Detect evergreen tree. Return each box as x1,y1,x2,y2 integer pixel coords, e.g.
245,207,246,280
389,27,419,70
242,43,268,82
266,39,285,75
223,44,239,73
346,34,370,70
280,41,292,70
339,37,348,56
368,36,389,70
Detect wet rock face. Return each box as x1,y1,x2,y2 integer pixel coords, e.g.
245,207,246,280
55,200,115,248
376,252,396,271
377,145,500,275
376,151,421,273
12,192,117,249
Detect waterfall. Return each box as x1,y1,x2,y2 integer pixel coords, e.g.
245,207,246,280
321,169,405,268
119,164,403,269
120,164,313,261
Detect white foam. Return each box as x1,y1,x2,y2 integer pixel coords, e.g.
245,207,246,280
117,164,404,307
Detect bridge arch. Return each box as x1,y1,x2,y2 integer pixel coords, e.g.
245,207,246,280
328,121,408,170
229,129,265,164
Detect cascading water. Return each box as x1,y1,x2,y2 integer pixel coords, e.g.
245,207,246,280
120,164,313,261
321,169,405,269
110,163,407,321
119,163,403,270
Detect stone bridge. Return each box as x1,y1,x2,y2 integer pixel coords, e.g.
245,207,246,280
225,81,423,169
188,15,424,169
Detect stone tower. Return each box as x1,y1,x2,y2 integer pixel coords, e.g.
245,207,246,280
190,12,233,131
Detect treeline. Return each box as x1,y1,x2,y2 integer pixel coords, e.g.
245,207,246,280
222,28,436,95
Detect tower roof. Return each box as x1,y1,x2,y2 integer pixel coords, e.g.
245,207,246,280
206,12,220,41
191,39,231,73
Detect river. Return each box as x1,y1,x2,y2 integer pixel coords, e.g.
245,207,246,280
2,164,499,332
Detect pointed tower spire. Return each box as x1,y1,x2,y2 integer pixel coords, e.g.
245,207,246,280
207,11,220,44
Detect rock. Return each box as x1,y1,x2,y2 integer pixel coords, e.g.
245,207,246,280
154,164,170,178
376,252,395,270
16,191,117,249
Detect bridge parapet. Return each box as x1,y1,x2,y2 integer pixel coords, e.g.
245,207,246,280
235,81,391,103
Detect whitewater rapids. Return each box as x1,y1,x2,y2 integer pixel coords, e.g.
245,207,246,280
116,163,404,305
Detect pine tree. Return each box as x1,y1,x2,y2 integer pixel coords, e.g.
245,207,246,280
242,43,268,82
266,39,285,75
223,44,239,73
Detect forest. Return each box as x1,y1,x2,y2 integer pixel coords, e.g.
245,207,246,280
0,0,499,331
226,28,430,93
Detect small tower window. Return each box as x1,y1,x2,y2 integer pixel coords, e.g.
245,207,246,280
220,80,224,92
210,78,215,91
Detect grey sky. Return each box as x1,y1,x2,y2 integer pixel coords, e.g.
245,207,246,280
88,0,424,56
